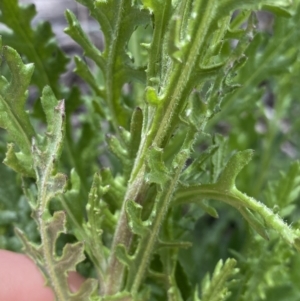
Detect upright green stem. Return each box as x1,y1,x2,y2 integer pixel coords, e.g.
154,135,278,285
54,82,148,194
103,123,157,295
104,165,147,295
105,1,218,294
153,0,218,146
128,138,193,295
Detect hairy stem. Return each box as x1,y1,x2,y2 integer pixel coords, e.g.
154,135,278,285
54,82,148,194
175,184,300,250
104,165,147,295
104,1,218,294
128,133,194,294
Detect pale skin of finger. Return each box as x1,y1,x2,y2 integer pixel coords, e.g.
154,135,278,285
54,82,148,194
0,250,84,301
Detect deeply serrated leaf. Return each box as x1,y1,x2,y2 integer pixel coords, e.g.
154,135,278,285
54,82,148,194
0,44,35,174
66,0,150,129
198,258,238,301
218,4,300,120
43,211,98,300
82,172,109,280
0,0,69,94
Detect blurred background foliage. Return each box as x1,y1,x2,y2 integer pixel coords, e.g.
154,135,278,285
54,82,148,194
0,0,300,300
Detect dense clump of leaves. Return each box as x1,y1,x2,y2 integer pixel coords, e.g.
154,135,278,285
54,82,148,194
1,0,300,300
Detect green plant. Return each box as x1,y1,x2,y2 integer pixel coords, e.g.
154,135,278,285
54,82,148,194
1,0,300,300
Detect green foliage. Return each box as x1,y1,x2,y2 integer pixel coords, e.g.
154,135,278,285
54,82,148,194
0,41,36,176
1,0,300,300
196,258,238,301
0,0,68,94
